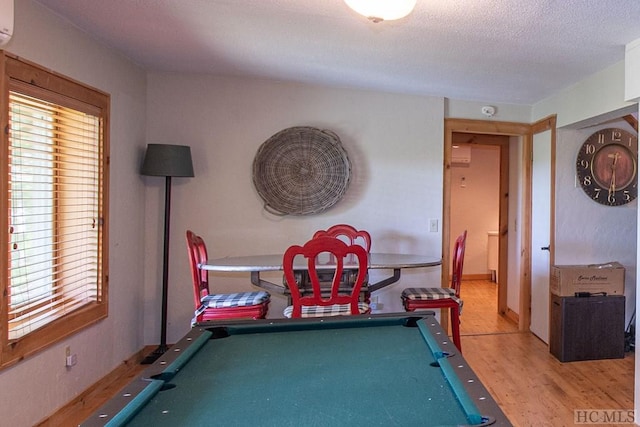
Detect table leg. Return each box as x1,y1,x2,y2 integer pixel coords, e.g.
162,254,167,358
250,271,286,294
367,268,401,293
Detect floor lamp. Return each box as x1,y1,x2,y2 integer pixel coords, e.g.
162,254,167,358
140,143,194,364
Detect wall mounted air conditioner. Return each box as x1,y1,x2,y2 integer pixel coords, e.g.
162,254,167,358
0,0,14,46
451,144,471,165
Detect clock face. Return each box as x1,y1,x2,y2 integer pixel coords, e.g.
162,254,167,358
576,128,638,206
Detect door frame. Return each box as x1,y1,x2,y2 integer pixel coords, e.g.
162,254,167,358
442,116,556,332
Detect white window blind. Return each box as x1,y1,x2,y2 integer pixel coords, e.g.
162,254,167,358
7,86,103,340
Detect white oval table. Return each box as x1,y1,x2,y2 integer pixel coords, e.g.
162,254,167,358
200,253,441,294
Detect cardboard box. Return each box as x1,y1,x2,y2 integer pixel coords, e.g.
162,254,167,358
550,262,625,296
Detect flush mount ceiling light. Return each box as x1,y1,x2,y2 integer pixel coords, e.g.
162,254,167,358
344,0,417,23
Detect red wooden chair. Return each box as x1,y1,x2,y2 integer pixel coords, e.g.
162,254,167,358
283,236,370,318
186,230,270,324
310,224,372,302
401,230,467,351
312,224,372,252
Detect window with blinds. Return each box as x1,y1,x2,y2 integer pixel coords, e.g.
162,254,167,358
0,52,109,368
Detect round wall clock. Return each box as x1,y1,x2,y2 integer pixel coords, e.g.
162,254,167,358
576,128,638,206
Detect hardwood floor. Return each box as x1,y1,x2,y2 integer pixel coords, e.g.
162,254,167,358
459,279,519,335
46,280,635,427
460,280,634,427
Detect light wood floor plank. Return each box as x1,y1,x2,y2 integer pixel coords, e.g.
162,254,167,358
460,279,519,335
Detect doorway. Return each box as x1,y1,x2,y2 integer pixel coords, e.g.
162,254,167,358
450,133,511,334
442,117,556,334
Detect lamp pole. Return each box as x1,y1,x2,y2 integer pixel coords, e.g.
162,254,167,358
159,174,172,353
140,144,194,364
141,175,172,363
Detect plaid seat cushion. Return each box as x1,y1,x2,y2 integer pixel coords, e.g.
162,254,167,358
401,287,463,307
283,302,370,318
191,291,270,325
196,291,270,314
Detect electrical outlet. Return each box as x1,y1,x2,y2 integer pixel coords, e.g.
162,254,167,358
66,353,78,367
369,296,383,311
429,219,438,233
65,346,77,367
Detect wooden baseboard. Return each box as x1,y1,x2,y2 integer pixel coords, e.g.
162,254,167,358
461,273,492,281
35,345,155,427
505,307,519,325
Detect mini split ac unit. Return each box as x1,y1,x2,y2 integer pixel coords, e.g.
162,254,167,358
451,144,471,165
0,0,13,46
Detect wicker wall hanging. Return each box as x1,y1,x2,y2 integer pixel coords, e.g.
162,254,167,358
252,126,351,215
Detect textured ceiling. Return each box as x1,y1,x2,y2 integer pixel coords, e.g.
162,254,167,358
34,0,640,105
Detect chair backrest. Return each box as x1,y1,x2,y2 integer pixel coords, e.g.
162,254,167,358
312,224,372,252
185,230,210,309
450,230,468,297
283,236,368,318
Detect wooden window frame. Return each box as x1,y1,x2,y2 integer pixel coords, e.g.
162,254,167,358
0,52,110,368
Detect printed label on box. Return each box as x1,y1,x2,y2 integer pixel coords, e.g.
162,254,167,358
550,262,625,296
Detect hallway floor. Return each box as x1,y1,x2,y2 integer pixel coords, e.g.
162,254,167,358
459,279,519,335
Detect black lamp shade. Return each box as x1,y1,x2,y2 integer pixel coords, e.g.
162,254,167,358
141,144,195,177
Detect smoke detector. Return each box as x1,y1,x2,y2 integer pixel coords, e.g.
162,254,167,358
481,106,496,117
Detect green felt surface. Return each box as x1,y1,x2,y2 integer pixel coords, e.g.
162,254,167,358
126,321,477,427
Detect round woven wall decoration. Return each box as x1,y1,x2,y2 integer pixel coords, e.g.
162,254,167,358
252,126,351,215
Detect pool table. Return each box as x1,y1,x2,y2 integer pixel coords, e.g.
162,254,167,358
82,313,511,426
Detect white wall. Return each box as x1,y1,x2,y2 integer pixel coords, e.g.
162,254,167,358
446,98,531,122
0,2,148,426
533,60,634,128
450,145,500,276
145,74,446,342
625,39,640,101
